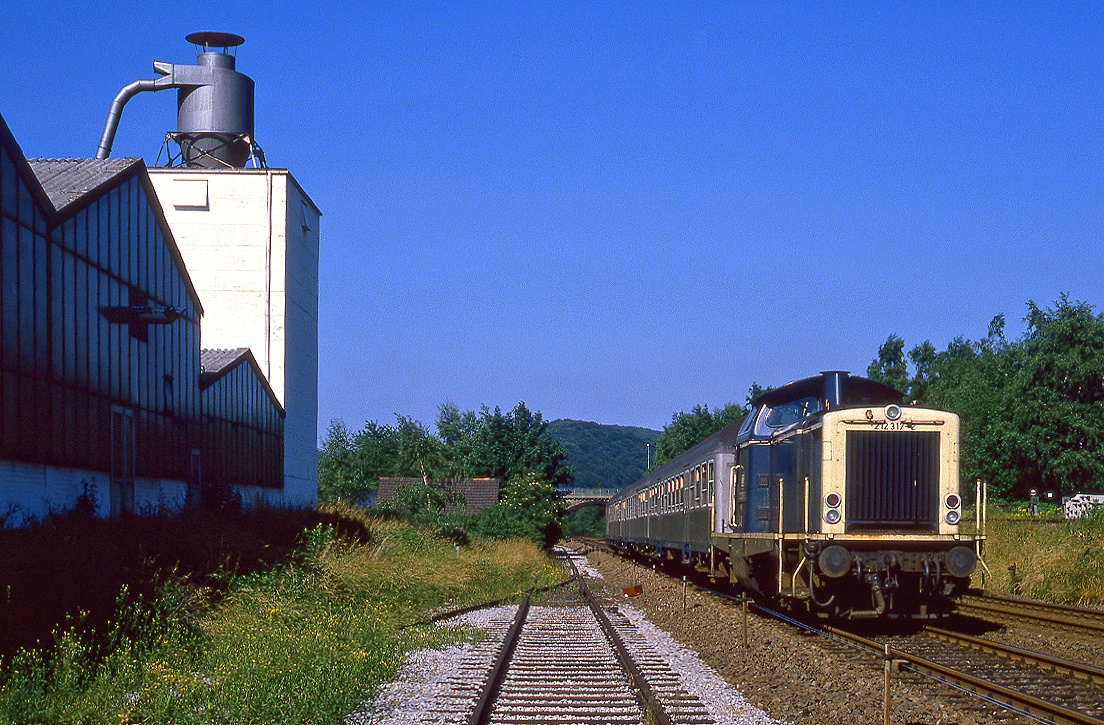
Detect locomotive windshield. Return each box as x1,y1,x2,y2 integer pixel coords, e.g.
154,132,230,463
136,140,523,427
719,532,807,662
754,395,821,436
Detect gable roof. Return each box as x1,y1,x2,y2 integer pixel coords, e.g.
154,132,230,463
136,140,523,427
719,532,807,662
0,112,57,218
200,347,251,376
23,155,204,317
199,348,284,416
27,158,143,215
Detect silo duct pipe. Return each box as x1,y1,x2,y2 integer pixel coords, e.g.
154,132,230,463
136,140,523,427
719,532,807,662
95,61,213,159
96,79,161,159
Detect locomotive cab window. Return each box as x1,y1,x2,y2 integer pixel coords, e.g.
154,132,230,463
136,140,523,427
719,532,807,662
755,396,821,436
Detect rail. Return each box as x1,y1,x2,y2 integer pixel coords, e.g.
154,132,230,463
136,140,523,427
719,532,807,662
466,594,531,725
462,547,678,725
570,539,1104,725
956,593,1104,635
564,553,675,725
823,624,1104,725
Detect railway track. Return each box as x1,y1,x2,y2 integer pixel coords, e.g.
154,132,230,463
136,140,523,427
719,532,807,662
569,540,1104,725
822,623,1104,725
437,549,719,725
955,592,1104,635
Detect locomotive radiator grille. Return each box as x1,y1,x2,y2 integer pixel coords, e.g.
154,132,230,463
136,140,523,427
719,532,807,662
845,430,940,531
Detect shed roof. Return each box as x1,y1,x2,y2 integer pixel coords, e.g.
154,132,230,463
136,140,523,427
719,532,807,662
376,477,501,517
27,158,142,214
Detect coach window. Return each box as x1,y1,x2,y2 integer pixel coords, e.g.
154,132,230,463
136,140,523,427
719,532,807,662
708,461,715,504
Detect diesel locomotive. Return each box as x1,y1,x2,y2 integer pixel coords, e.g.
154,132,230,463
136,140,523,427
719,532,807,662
606,371,986,618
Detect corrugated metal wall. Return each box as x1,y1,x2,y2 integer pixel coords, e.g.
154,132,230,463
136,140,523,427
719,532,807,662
201,361,283,488
1,152,201,491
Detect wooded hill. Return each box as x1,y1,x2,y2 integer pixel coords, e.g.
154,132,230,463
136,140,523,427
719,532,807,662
546,419,659,490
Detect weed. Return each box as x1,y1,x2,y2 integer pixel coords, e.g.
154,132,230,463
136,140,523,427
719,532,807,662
979,509,1104,605
0,503,563,723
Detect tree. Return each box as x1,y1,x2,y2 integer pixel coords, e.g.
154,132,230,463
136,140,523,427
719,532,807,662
318,402,572,545
867,297,1104,499
906,340,937,404
745,383,774,407
394,415,442,486
652,401,746,467
376,479,460,528
867,334,908,394
439,402,572,486
317,420,362,504
1011,296,1104,494
488,471,564,547
317,419,400,504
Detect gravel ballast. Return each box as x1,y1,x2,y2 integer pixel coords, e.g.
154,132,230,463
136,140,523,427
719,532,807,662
353,554,782,725
586,549,1034,725
347,606,518,725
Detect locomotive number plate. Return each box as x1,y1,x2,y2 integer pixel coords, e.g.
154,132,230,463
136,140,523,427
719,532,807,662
873,421,913,431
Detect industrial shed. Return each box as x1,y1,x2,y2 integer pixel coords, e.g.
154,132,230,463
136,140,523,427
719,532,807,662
1,111,290,522
199,348,284,499
1,112,205,520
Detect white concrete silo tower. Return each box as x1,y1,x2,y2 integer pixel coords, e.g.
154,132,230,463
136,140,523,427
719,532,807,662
136,33,320,505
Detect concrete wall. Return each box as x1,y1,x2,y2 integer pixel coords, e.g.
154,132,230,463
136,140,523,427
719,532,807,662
148,169,318,505
0,457,290,525
0,459,113,524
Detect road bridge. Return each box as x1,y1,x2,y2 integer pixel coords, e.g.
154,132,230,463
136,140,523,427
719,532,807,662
561,487,616,513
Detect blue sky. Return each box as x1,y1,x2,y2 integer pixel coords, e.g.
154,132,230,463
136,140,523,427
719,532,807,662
3,3,1102,434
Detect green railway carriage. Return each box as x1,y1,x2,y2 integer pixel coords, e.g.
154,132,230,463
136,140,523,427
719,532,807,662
607,371,986,618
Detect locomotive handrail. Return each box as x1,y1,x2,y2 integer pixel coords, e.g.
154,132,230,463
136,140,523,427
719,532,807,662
777,477,785,594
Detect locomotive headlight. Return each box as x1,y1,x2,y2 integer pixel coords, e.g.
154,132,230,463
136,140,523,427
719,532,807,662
945,510,961,525
824,492,842,509
945,493,961,509
885,404,903,421
824,508,841,524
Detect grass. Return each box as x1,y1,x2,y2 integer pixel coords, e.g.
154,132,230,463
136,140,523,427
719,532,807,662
0,503,564,723
975,504,1104,607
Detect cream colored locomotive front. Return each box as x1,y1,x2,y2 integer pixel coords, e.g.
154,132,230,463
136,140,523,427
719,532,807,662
819,405,964,540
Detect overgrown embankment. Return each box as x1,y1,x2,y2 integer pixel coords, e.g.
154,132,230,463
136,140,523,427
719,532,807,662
0,504,562,723
978,506,1104,606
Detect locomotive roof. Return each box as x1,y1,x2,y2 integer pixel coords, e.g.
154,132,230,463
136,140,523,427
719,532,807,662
752,373,902,408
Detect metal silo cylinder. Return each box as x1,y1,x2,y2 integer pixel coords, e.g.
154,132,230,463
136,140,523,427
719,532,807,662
176,44,255,168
